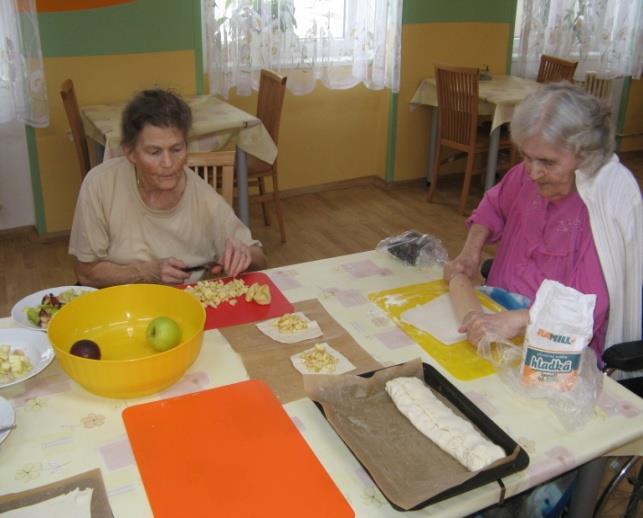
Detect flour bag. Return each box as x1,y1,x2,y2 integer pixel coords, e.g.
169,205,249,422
521,280,596,391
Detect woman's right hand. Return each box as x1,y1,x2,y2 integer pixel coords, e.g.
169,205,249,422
443,251,480,281
156,257,190,284
443,223,490,281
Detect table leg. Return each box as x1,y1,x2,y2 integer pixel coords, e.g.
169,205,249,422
485,126,501,190
235,146,250,226
567,457,608,518
93,142,104,165
427,108,438,183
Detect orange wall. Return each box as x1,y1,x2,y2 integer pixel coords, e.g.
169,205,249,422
620,78,643,152
394,22,511,181
38,52,196,232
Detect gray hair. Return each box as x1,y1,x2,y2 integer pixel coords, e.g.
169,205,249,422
510,82,614,175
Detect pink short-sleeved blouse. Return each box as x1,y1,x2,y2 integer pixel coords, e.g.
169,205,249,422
467,162,609,357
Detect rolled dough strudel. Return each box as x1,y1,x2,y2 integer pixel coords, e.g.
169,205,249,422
385,377,505,471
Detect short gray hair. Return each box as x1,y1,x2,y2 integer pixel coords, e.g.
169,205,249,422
510,82,614,174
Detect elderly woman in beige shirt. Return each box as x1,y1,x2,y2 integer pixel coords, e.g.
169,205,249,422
69,89,266,287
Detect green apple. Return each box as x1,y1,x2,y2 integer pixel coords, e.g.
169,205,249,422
146,317,182,352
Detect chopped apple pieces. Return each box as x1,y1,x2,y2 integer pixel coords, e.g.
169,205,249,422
186,279,271,308
247,283,271,305
299,344,339,373
186,278,249,308
0,344,32,381
273,313,309,334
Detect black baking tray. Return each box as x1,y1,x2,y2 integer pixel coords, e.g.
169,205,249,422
312,362,530,511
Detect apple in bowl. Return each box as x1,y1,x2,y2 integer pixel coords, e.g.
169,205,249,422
146,317,182,352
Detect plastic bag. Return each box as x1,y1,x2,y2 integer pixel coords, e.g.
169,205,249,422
376,230,448,267
475,280,604,431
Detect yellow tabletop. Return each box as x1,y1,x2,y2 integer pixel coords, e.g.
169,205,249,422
82,94,278,165
410,75,541,132
1,250,642,517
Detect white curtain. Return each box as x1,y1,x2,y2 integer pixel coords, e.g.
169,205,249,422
0,0,48,127
514,0,642,80
203,0,402,97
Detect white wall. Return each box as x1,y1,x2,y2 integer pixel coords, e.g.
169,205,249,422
0,121,35,230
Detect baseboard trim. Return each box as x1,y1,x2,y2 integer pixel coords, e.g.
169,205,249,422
36,229,71,243
272,175,430,199
276,175,380,199
0,225,36,241
0,225,70,242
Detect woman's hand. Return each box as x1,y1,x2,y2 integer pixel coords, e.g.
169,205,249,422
443,252,480,282
211,237,252,277
459,309,529,346
443,224,490,282
157,257,190,284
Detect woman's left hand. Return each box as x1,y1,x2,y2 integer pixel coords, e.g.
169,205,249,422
211,237,252,277
459,309,529,346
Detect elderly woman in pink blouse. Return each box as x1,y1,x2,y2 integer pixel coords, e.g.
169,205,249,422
444,83,642,360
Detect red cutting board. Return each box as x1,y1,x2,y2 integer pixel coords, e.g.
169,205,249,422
185,272,293,330
122,380,354,518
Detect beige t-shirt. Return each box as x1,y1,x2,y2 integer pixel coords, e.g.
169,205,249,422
69,157,260,270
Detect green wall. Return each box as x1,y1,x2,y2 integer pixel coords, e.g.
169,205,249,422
31,0,203,233
403,0,516,24
38,0,201,57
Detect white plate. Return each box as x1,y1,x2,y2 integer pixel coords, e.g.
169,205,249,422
0,328,55,389
11,286,96,332
0,396,16,445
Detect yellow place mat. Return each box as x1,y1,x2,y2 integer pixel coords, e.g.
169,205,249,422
369,279,505,381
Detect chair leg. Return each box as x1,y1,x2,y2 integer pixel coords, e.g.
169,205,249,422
458,152,476,215
427,144,442,202
510,145,519,166
257,176,271,226
594,456,638,517
271,172,286,243
625,460,643,517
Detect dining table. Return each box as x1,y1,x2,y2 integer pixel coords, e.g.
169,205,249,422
81,94,278,226
0,250,642,517
410,75,541,190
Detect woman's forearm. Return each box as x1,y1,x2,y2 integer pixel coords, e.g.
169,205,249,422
74,259,160,288
462,224,491,261
444,224,492,280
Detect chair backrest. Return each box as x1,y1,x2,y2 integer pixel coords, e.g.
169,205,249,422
256,69,287,145
536,55,578,83
187,151,235,207
434,65,480,149
583,72,613,101
60,79,91,179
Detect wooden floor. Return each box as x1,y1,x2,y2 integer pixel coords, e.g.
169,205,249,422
1,150,642,318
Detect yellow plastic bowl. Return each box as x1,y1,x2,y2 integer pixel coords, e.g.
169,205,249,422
48,284,205,398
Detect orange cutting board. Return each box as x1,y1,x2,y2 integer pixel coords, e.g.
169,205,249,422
184,272,294,330
122,380,354,518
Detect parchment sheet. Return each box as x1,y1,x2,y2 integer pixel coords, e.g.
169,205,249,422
221,299,382,403
304,359,518,510
0,469,111,517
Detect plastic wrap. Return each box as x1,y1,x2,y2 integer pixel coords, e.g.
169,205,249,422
474,281,604,431
376,230,448,267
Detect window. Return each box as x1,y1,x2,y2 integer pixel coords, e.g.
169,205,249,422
290,0,346,39
203,0,403,97
512,0,642,80
0,0,48,126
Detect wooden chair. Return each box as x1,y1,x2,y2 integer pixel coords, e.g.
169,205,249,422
187,151,235,208
60,79,91,180
427,65,512,215
583,72,613,101
536,54,578,83
247,69,288,242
